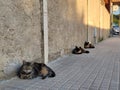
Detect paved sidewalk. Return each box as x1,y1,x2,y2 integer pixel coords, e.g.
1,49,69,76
0,37,120,90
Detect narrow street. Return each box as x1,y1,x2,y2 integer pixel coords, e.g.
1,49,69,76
0,36,120,90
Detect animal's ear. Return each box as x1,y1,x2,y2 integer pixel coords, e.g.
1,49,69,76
84,41,88,45
79,47,81,49
23,60,26,64
75,46,78,48
86,41,89,44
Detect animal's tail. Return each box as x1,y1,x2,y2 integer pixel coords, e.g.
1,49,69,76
72,52,82,54
91,46,95,48
50,71,56,77
47,66,56,77
85,50,90,53
49,70,56,77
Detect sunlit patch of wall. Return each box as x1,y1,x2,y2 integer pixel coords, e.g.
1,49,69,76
48,0,88,61
47,0,110,61
21,0,34,15
87,0,110,43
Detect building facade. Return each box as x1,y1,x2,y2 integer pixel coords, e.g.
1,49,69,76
48,0,110,61
0,0,111,79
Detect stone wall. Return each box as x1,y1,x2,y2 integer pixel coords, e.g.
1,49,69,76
0,0,110,79
48,0,110,61
48,0,88,61
87,0,110,43
0,0,42,79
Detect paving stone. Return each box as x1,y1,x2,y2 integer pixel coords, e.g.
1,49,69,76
0,37,120,90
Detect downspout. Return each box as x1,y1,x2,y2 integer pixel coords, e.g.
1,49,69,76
99,1,101,41
110,2,113,37
87,0,89,41
43,0,48,64
119,4,120,27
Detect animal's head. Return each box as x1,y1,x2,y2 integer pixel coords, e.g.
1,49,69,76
75,46,80,51
84,41,89,46
22,60,34,73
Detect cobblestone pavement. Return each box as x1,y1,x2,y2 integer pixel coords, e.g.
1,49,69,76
0,37,120,90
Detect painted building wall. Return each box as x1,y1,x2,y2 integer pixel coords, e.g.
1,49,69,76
0,0,110,79
0,0,42,79
87,0,110,43
48,0,110,60
48,0,88,61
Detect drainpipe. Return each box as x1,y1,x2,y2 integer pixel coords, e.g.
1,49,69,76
119,4,120,27
43,0,48,64
110,2,113,37
87,0,89,41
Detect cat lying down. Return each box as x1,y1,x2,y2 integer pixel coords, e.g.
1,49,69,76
17,61,56,79
72,46,89,54
84,41,95,48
